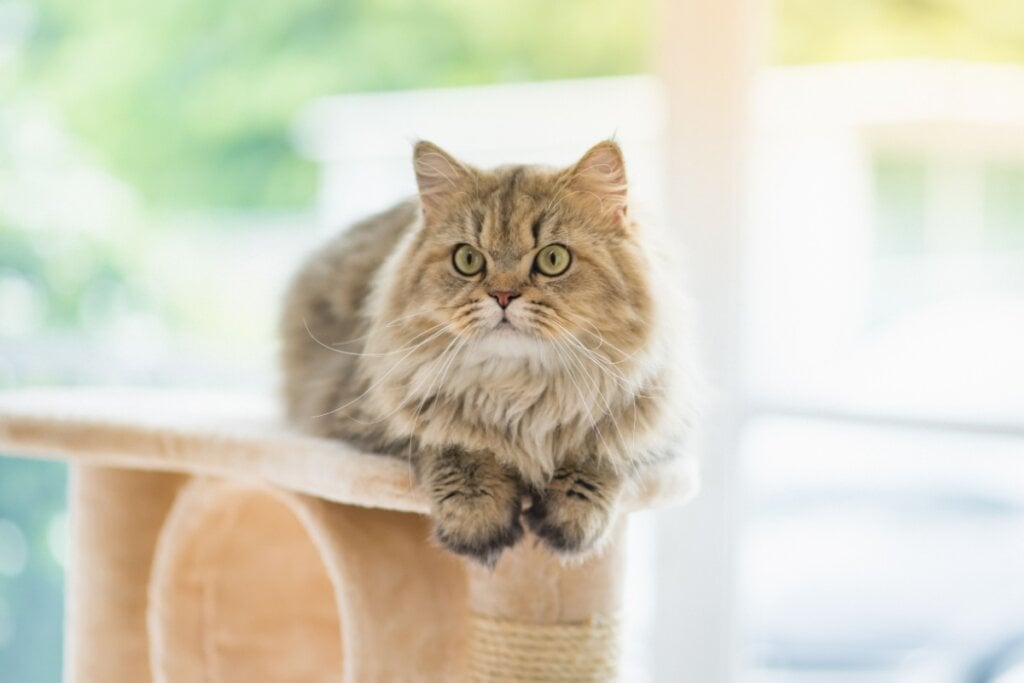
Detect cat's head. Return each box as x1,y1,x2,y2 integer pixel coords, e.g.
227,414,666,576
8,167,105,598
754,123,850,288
381,140,654,365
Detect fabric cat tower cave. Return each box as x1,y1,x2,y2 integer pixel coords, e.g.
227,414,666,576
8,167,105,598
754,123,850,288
0,388,697,682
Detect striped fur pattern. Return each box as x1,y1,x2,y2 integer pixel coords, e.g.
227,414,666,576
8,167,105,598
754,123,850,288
280,141,695,564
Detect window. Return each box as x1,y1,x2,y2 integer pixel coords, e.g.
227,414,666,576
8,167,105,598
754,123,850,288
737,62,1024,682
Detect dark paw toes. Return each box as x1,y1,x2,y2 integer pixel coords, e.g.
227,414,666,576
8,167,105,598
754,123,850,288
523,494,555,539
527,518,581,553
525,490,610,555
525,501,584,553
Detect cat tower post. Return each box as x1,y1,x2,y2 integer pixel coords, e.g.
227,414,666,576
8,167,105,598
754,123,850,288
0,388,697,682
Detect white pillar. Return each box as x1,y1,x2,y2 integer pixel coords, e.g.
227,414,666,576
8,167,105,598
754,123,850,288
655,0,764,680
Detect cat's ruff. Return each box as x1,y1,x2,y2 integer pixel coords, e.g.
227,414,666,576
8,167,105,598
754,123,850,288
0,386,697,682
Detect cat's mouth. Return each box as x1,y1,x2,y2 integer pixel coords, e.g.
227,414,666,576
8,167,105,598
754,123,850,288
489,317,527,336
482,306,535,338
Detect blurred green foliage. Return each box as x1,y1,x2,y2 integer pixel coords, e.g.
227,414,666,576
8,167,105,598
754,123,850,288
12,0,1024,212
0,223,133,330
16,0,652,209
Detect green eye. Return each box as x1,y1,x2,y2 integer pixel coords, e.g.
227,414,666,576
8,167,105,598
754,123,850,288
534,244,572,276
452,244,485,276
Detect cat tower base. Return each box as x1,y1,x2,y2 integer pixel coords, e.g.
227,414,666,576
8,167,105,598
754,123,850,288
0,388,698,682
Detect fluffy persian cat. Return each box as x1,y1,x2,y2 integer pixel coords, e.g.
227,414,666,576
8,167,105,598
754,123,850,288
280,140,693,565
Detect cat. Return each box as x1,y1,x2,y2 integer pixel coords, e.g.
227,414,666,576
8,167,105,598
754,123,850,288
280,140,694,566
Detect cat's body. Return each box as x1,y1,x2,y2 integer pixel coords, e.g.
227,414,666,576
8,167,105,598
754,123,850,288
281,141,694,565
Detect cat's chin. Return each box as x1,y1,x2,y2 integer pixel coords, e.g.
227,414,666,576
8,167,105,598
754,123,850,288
490,320,525,336
465,325,553,362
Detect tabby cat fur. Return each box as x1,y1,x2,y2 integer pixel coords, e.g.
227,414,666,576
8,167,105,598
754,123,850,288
280,140,694,566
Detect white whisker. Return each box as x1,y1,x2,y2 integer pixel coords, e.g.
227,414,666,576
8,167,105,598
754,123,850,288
554,337,640,476
310,323,454,419
304,317,451,358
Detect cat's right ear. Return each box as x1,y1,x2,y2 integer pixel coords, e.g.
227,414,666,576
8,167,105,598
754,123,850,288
413,141,470,221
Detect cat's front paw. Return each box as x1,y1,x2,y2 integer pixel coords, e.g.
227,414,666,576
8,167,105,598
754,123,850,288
424,447,525,566
433,488,523,567
525,466,619,556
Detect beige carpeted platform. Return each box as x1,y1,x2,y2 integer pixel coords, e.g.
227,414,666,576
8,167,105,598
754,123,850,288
0,387,698,682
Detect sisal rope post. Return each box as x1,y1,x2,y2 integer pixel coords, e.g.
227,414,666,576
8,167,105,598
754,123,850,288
468,614,620,682
466,522,627,682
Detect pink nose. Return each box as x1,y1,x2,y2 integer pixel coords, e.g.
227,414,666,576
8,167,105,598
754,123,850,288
490,291,520,308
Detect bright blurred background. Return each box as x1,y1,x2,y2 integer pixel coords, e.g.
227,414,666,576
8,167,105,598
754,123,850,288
1,0,1023,681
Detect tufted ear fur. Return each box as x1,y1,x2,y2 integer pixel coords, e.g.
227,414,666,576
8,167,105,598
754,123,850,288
566,140,628,221
413,141,471,221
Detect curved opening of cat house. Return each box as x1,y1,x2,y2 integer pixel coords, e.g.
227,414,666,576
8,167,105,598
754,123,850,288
148,480,344,683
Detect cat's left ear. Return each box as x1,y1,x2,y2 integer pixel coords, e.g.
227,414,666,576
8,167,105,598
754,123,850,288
567,140,628,222
413,141,471,221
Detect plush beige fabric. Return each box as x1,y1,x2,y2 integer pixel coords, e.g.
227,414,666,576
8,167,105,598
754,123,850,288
0,388,698,682
149,478,467,682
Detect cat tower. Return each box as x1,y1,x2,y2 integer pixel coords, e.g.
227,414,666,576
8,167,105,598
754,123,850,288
0,387,697,682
